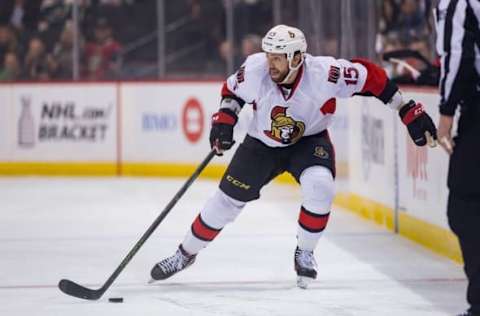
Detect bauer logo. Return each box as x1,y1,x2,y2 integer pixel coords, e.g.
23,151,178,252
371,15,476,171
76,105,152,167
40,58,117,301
182,97,204,143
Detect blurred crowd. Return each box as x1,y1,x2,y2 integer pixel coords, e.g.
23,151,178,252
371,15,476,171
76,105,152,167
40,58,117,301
0,0,272,81
377,0,439,85
0,0,438,83
0,0,127,81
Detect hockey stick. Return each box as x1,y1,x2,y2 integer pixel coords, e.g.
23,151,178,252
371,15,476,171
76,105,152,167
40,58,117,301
58,149,217,300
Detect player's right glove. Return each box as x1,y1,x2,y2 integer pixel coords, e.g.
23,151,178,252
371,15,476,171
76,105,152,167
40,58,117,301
209,108,238,155
399,100,437,147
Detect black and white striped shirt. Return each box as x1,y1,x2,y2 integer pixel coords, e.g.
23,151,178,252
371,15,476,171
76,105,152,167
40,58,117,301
435,0,480,115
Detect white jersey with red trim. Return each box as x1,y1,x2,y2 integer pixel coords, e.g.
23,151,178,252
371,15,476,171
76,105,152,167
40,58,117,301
225,52,371,147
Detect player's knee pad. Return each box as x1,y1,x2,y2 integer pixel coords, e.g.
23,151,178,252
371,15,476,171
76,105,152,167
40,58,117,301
200,189,246,228
299,166,335,213
297,166,334,250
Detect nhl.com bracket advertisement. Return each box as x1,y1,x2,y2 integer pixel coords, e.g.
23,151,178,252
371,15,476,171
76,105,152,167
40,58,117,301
2,84,118,162
18,95,113,147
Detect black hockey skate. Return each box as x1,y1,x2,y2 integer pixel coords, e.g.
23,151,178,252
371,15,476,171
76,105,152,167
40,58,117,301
150,245,196,281
294,247,317,289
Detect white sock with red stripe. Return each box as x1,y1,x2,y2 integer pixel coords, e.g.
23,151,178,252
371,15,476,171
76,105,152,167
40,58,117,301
297,166,335,251
181,190,245,255
297,207,330,250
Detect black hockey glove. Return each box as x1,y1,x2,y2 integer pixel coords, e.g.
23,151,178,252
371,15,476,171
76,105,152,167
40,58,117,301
209,108,238,155
399,100,437,147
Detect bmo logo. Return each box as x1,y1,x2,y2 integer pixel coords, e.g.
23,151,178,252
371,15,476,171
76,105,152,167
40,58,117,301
182,98,204,143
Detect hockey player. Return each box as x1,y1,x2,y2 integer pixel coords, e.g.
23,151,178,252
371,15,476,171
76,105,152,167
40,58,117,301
150,25,437,288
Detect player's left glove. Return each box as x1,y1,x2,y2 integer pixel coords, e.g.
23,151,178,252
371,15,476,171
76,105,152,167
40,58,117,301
399,100,437,147
209,108,238,155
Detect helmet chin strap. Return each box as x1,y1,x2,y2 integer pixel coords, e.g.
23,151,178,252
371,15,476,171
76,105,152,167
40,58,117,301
279,54,304,85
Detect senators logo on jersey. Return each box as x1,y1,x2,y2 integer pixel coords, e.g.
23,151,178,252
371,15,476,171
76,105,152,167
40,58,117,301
264,106,305,144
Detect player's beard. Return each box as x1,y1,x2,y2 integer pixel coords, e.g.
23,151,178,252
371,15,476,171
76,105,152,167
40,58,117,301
269,68,288,83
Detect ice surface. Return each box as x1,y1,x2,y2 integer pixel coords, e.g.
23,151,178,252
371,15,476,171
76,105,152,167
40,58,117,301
0,177,467,315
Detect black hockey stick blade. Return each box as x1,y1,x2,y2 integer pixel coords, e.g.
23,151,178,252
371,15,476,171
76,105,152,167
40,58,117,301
58,279,104,300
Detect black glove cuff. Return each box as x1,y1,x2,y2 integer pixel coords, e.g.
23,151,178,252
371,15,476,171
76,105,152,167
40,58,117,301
398,100,415,120
379,80,399,104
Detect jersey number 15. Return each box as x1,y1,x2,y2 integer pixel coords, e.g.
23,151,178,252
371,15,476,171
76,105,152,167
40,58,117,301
343,67,359,85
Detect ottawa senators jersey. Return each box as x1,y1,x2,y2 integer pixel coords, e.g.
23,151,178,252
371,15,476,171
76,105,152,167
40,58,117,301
223,52,395,147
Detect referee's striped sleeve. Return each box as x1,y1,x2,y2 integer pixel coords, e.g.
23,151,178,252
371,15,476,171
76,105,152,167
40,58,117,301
436,0,478,115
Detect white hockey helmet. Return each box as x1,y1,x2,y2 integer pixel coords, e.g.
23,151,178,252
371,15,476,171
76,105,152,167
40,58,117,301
262,25,307,82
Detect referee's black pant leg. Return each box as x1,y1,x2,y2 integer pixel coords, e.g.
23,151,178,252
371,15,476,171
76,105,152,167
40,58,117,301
447,193,480,313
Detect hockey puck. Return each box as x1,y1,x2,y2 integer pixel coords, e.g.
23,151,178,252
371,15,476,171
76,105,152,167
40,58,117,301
108,297,124,303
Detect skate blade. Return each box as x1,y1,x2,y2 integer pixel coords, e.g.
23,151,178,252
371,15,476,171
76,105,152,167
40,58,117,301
148,278,157,284
296,276,314,289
